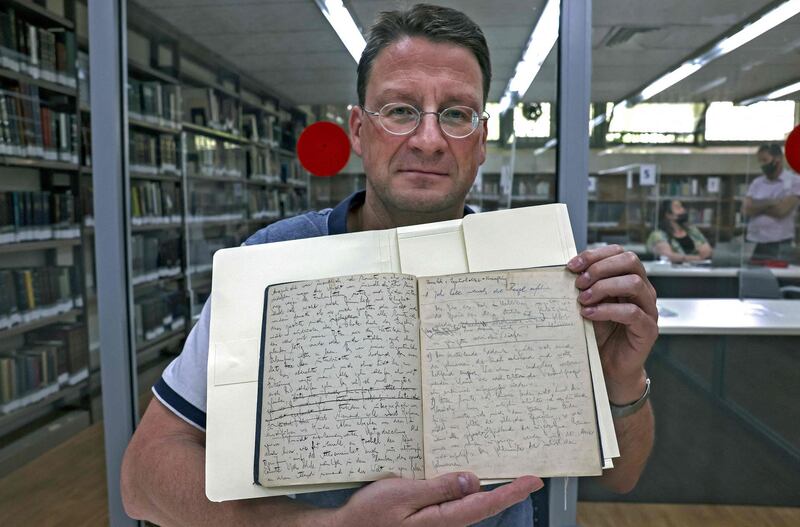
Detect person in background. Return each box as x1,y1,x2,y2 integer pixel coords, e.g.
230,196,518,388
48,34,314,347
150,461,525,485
647,199,713,263
743,143,800,261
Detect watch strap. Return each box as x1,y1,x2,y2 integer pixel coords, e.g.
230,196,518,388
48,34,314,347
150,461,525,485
610,377,650,418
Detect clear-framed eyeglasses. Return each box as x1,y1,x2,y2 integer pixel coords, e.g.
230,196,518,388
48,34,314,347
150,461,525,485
361,102,490,139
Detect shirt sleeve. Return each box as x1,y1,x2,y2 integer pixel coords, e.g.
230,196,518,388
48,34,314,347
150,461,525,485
646,229,668,253
688,226,709,247
790,174,800,196
152,299,211,430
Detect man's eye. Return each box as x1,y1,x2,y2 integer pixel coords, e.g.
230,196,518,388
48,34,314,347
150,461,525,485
445,109,470,121
388,107,414,117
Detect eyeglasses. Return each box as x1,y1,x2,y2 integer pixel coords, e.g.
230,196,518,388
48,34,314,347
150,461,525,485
361,102,489,139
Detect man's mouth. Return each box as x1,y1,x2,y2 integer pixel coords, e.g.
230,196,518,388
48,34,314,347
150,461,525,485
397,169,449,176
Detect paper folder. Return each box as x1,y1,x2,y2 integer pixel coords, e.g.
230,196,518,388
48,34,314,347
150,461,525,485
206,203,619,501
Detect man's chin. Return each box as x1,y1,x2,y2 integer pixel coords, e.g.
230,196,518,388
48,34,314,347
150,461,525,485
386,186,465,214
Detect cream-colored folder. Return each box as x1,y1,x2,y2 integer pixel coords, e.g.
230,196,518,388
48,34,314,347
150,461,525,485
206,203,619,502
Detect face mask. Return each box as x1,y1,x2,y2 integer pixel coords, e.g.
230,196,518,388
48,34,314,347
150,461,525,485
674,213,689,225
761,160,777,177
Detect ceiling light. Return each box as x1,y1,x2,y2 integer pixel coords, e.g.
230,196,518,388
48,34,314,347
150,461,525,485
618,0,800,108
739,79,800,106
497,0,559,114
314,0,366,62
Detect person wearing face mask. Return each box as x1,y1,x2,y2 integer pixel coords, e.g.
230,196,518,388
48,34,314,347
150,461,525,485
647,199,713,263
743,143,800,261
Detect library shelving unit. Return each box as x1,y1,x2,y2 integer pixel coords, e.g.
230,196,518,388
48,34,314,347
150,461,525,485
0,0,310,474
0,0,94,475
587,165,660,251
586,166,759,256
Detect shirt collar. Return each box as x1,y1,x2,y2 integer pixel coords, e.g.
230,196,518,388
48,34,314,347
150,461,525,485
327,189,476,235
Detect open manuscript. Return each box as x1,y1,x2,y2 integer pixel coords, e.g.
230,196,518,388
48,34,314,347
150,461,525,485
254,267,603,488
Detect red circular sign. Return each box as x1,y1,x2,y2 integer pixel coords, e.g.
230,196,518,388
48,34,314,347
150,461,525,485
786,125,800,174
296,121,350,177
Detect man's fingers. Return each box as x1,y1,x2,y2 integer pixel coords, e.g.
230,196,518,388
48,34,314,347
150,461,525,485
403,472,480,510
409,476,543,527
568,245,625,273
578,274,658,321
580,303,659,345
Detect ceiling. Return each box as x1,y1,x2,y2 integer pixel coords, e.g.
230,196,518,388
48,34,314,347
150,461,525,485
133,0,800,106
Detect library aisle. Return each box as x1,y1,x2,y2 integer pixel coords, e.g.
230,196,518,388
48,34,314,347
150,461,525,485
1,0,799,526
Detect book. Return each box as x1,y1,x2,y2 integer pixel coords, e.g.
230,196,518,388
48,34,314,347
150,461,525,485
206,203,618,502
253,266,603,489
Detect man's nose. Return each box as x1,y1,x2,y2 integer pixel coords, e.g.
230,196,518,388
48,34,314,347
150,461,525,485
408,113,447,154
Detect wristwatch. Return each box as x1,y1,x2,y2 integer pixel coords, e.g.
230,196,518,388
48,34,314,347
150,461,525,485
610,377,650,418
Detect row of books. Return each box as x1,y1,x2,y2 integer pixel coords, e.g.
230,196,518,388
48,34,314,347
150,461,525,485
186,133,245,178
187,185,246,219
588,202,626,227
686,207,716,226
128,79,180,128
662,179,716,198
131,181,183,225
248,188,307,220
188,235,238,272
183,87,239,134
242,113,280,148
134,289,186,346
0,6,77,88
0,266,81,330
129,131,179,175
0,323,89,413
132,234,182,285
0,85,78,162
0,190,78,243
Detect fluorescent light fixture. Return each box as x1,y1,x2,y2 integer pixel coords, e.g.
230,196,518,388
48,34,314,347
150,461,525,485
497,0,559,114
740,79,800,105
638,63,703,101
714,0,800,55
314,0,366,62
618,0,800,108
533,137,557,156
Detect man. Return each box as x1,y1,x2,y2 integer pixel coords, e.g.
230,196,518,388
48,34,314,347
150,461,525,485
743,143,800,260
121,5,656,526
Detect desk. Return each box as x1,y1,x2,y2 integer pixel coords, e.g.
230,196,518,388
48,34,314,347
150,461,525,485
658,298,800,335
655,298,800,463
645,262,800,279
645,263,800,298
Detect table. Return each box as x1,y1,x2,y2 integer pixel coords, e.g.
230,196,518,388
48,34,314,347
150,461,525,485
644,263,800,298
657,298,800,335
655,298,800,463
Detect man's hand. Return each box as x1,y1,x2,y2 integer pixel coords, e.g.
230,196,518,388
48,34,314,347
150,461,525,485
332,473,543,527
568,245,658,404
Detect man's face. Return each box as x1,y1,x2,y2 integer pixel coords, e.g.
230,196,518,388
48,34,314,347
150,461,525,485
350,37,487,215
757,150,782,179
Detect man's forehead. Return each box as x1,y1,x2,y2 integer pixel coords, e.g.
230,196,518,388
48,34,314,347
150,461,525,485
366,37,483,105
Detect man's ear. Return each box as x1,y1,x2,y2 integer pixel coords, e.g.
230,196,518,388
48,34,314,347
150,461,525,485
349,106,364,157
478,115,488,165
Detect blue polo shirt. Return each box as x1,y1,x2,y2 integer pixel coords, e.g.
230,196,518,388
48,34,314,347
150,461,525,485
153,190,545,526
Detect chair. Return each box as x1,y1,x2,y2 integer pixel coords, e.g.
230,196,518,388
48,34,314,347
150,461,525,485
738,268,781,299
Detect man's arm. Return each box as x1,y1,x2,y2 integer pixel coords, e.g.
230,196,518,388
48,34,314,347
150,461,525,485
121,398,542,526
743,197,777,217
121,398,331,526
768,194,800,218
568,246,659,493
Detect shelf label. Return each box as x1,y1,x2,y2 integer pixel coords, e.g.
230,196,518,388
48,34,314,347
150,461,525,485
639,164,657,186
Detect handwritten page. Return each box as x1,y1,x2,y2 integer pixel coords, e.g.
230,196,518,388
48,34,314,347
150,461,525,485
418,267,602,478
257,273,425,486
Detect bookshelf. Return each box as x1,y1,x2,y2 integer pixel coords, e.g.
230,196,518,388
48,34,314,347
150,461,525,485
0,0,92,472
0,0,310,475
